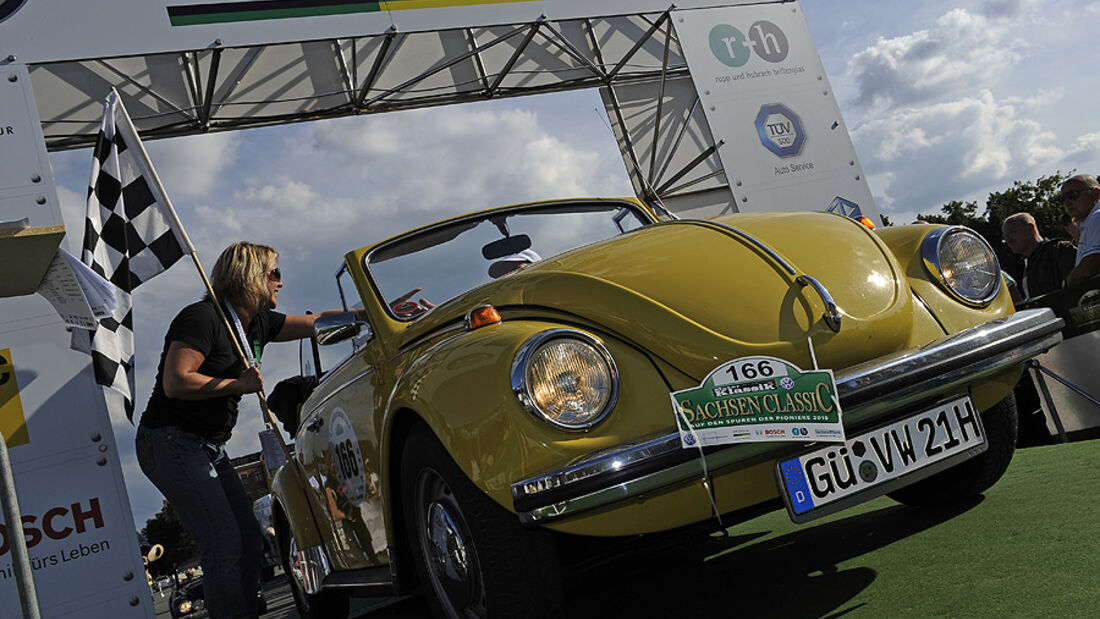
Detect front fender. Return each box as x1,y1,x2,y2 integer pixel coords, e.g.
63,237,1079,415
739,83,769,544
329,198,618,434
380,319,679,514
876,224,1015,332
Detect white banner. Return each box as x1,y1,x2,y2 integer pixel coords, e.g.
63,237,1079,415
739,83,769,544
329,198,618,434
674,4,879,221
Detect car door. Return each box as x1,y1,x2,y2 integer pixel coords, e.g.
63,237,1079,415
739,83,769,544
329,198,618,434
295,326,388,570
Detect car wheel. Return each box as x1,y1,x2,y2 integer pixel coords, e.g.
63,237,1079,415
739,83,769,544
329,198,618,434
888,393,1018,506
275,514,350,619
401,424,565,619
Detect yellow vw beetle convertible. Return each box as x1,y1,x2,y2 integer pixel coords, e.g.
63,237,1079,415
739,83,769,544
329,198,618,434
270,197,1063,618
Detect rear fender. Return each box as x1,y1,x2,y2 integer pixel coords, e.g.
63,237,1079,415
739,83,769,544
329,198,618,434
270,460,328,550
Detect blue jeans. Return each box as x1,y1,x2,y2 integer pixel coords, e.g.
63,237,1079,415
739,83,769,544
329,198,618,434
136,424,261,619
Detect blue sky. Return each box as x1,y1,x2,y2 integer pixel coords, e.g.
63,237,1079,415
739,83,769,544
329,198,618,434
46,0,1100,527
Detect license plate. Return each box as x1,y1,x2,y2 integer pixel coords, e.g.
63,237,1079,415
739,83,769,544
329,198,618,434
776,395,986,523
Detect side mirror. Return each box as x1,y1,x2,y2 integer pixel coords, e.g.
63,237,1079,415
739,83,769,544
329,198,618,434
314,311,371,346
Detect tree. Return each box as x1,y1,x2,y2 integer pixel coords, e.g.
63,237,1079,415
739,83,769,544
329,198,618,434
915,172,1075,281
985,172,1071,240
917,199,982,228
141,501,199,577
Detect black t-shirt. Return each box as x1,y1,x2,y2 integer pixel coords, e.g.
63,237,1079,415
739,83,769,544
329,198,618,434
139,298,286,443
1024,239,1078,299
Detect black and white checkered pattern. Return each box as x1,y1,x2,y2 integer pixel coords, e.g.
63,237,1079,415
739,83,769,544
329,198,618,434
78,90,194,422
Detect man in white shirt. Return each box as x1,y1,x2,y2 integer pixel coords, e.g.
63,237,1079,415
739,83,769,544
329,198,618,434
1063,174,1100,286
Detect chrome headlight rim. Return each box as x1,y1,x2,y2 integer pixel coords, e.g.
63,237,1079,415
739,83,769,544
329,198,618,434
511,329,619,432
921,225,1002,307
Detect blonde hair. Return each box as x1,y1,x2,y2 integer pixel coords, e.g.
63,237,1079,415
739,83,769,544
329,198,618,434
208,241,278,312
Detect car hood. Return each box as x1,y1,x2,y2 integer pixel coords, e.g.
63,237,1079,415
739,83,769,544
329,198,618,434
406,211,915,381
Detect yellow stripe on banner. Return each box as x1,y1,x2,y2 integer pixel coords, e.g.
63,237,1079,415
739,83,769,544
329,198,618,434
382,0,539,11
0,348,29,448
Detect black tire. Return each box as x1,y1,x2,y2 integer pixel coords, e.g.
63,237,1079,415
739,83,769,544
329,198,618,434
274,513,350,619
888,393,1018,507
401,423,565,619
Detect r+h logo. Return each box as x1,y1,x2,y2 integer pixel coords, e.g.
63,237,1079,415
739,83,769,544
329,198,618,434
709,20,789,68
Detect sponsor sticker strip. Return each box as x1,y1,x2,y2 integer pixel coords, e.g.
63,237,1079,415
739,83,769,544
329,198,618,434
166,0,540,26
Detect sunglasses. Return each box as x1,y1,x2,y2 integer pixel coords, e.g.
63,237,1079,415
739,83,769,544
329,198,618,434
267,267,282,282
1059,189,1085,203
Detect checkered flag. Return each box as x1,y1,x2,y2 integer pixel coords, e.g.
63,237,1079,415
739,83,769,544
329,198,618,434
77,90,195,422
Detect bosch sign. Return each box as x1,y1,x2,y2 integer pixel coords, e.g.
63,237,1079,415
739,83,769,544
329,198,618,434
755,103,805,158
0,497,105,556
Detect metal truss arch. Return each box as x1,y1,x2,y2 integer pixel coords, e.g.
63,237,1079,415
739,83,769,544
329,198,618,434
30,9,691,151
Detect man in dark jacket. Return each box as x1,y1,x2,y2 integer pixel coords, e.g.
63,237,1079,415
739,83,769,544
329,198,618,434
1002,212,1077,300
1002,212,1076,448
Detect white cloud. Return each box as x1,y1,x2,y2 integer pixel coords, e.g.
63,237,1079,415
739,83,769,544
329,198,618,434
847,7,1030,108
146,131,240,198
301,106,614,217
54,184,86,254
981,0,1029,18
1066,131,1100,166
853,90,1064,218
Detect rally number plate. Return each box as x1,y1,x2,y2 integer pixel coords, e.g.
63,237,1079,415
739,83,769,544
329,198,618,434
776,395,986,523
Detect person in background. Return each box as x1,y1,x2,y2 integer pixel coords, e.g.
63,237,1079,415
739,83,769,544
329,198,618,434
1001,212,1077,301
135,241,351,619
488,248,542,279
1063,213,1081,244
1063,174,1100,286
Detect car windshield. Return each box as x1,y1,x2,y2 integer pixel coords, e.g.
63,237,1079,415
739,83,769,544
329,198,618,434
366,201,652,320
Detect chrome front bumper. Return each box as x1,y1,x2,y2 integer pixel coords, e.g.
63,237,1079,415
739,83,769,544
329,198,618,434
511,308,1064,525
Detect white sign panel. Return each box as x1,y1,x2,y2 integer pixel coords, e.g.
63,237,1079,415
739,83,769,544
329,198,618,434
0,64,59,222
0,0,756,64
1,66,151,618
0,325,153,618
674,4,879,221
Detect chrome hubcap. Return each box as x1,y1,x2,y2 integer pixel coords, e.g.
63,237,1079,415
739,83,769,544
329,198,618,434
417,468,483,616
427,501,471,590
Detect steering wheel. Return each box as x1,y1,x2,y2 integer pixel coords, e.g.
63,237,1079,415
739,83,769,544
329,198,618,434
390,287,435,318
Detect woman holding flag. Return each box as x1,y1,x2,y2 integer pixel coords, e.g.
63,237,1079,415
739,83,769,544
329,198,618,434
134,241,337,619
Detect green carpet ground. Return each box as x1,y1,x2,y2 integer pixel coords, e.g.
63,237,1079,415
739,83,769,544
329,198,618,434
576,439,1100,618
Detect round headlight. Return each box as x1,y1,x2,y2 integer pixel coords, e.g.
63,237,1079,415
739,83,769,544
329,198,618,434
512,330,618,430
178,600,192,614
921,226,1001,305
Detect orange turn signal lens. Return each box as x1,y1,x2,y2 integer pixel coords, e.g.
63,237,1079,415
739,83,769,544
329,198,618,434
466,305,502,330
857,216,876,230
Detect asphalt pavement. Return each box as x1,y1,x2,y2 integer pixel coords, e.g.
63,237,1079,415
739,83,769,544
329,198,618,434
152,571,429,619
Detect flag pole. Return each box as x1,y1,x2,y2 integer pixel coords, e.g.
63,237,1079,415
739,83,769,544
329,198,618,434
0,433,41,619
112,92,292,460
